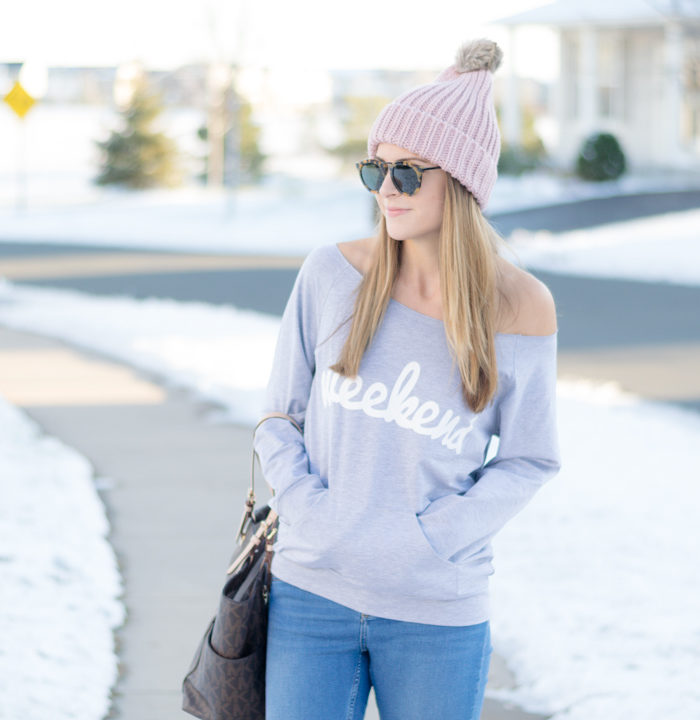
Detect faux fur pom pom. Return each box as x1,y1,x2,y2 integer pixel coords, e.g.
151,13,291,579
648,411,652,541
455,39,503,74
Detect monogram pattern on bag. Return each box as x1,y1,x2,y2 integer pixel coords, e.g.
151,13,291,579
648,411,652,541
212,562,268,658
182,621,266,720
183,517,273,720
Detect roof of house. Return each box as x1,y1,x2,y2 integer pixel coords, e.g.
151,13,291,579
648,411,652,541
491,0,700,27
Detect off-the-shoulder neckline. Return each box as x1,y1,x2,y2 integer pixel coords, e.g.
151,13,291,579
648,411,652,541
332,243,558,340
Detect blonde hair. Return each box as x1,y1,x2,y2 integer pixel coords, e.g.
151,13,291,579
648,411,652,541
330,174,514,413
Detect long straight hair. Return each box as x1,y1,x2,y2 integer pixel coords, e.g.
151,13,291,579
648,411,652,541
330,174,513,413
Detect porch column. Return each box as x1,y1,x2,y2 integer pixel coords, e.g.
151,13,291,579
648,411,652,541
554,29,568,163
579,25,599,134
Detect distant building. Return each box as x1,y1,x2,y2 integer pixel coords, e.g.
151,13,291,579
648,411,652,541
0,63,211,107
494,0,700,171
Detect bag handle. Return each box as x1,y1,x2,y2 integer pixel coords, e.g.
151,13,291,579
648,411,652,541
236,412,303,543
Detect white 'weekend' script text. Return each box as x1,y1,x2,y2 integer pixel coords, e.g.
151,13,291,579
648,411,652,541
319,361,476,454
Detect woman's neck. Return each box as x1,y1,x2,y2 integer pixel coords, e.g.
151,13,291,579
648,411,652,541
395,238,441,302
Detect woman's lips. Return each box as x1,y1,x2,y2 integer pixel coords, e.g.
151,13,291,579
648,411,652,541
385,207,410,217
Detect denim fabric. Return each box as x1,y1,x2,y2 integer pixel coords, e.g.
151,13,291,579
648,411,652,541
266,577,493,720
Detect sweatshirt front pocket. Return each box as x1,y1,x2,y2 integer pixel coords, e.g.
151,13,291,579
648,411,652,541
275,490,343,570
319,506,464,602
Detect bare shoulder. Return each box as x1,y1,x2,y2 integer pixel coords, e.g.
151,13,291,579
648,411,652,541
337,237,376,275
495,256,558,336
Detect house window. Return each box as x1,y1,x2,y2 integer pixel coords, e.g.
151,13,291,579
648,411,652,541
598,33,621,120
599,86,615,117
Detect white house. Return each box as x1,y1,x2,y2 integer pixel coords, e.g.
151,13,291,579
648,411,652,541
494,0,700,172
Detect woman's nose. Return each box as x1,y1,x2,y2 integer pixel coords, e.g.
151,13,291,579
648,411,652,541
378,169,399,197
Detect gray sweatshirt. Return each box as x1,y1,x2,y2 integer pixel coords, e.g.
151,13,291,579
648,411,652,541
254,243,561,626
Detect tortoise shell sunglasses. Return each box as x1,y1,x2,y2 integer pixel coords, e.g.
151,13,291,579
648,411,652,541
356,158,441,196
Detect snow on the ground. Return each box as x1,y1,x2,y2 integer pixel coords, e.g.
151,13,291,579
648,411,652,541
0,179,375,256
0,395,124,720
506,207,700,286
0,280,277,425
2,171,700,262
1,279,700,719
489,380,700,720
490,169,700,215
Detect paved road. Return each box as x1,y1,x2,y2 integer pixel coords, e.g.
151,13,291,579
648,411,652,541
487,188,700,235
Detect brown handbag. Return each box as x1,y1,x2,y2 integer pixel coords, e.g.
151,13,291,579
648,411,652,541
182,413,301,720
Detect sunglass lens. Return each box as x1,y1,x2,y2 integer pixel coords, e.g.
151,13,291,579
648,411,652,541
360,162,384,192
392,164,420,195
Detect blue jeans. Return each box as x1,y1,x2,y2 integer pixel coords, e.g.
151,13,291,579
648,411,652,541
266,577,493,720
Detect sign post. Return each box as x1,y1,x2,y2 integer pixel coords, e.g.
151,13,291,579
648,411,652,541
3,81,37,211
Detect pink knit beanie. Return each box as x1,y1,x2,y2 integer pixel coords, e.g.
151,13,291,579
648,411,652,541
368,38,503,210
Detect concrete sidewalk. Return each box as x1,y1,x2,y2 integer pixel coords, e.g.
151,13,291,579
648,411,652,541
0,324,544,720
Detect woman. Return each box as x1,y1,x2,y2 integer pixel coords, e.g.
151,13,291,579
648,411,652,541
254,38,561,720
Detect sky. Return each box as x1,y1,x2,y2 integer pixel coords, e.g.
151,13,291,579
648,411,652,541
2,0,558,79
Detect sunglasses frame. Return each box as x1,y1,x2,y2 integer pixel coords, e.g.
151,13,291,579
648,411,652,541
356,158,441,196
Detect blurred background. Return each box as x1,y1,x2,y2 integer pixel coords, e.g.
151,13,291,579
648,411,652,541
1,2,700,720
0,0,562,202
3,0,699,201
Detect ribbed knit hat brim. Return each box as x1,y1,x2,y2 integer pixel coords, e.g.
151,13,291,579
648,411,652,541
367,41,502,209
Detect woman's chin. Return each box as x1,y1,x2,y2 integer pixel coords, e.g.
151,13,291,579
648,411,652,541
384,219,413,240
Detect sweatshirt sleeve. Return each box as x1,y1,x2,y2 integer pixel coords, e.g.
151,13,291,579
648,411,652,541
253,248,330,524
417,332,562,562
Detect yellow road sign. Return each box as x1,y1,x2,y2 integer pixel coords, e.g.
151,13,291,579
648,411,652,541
3,81,36,119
